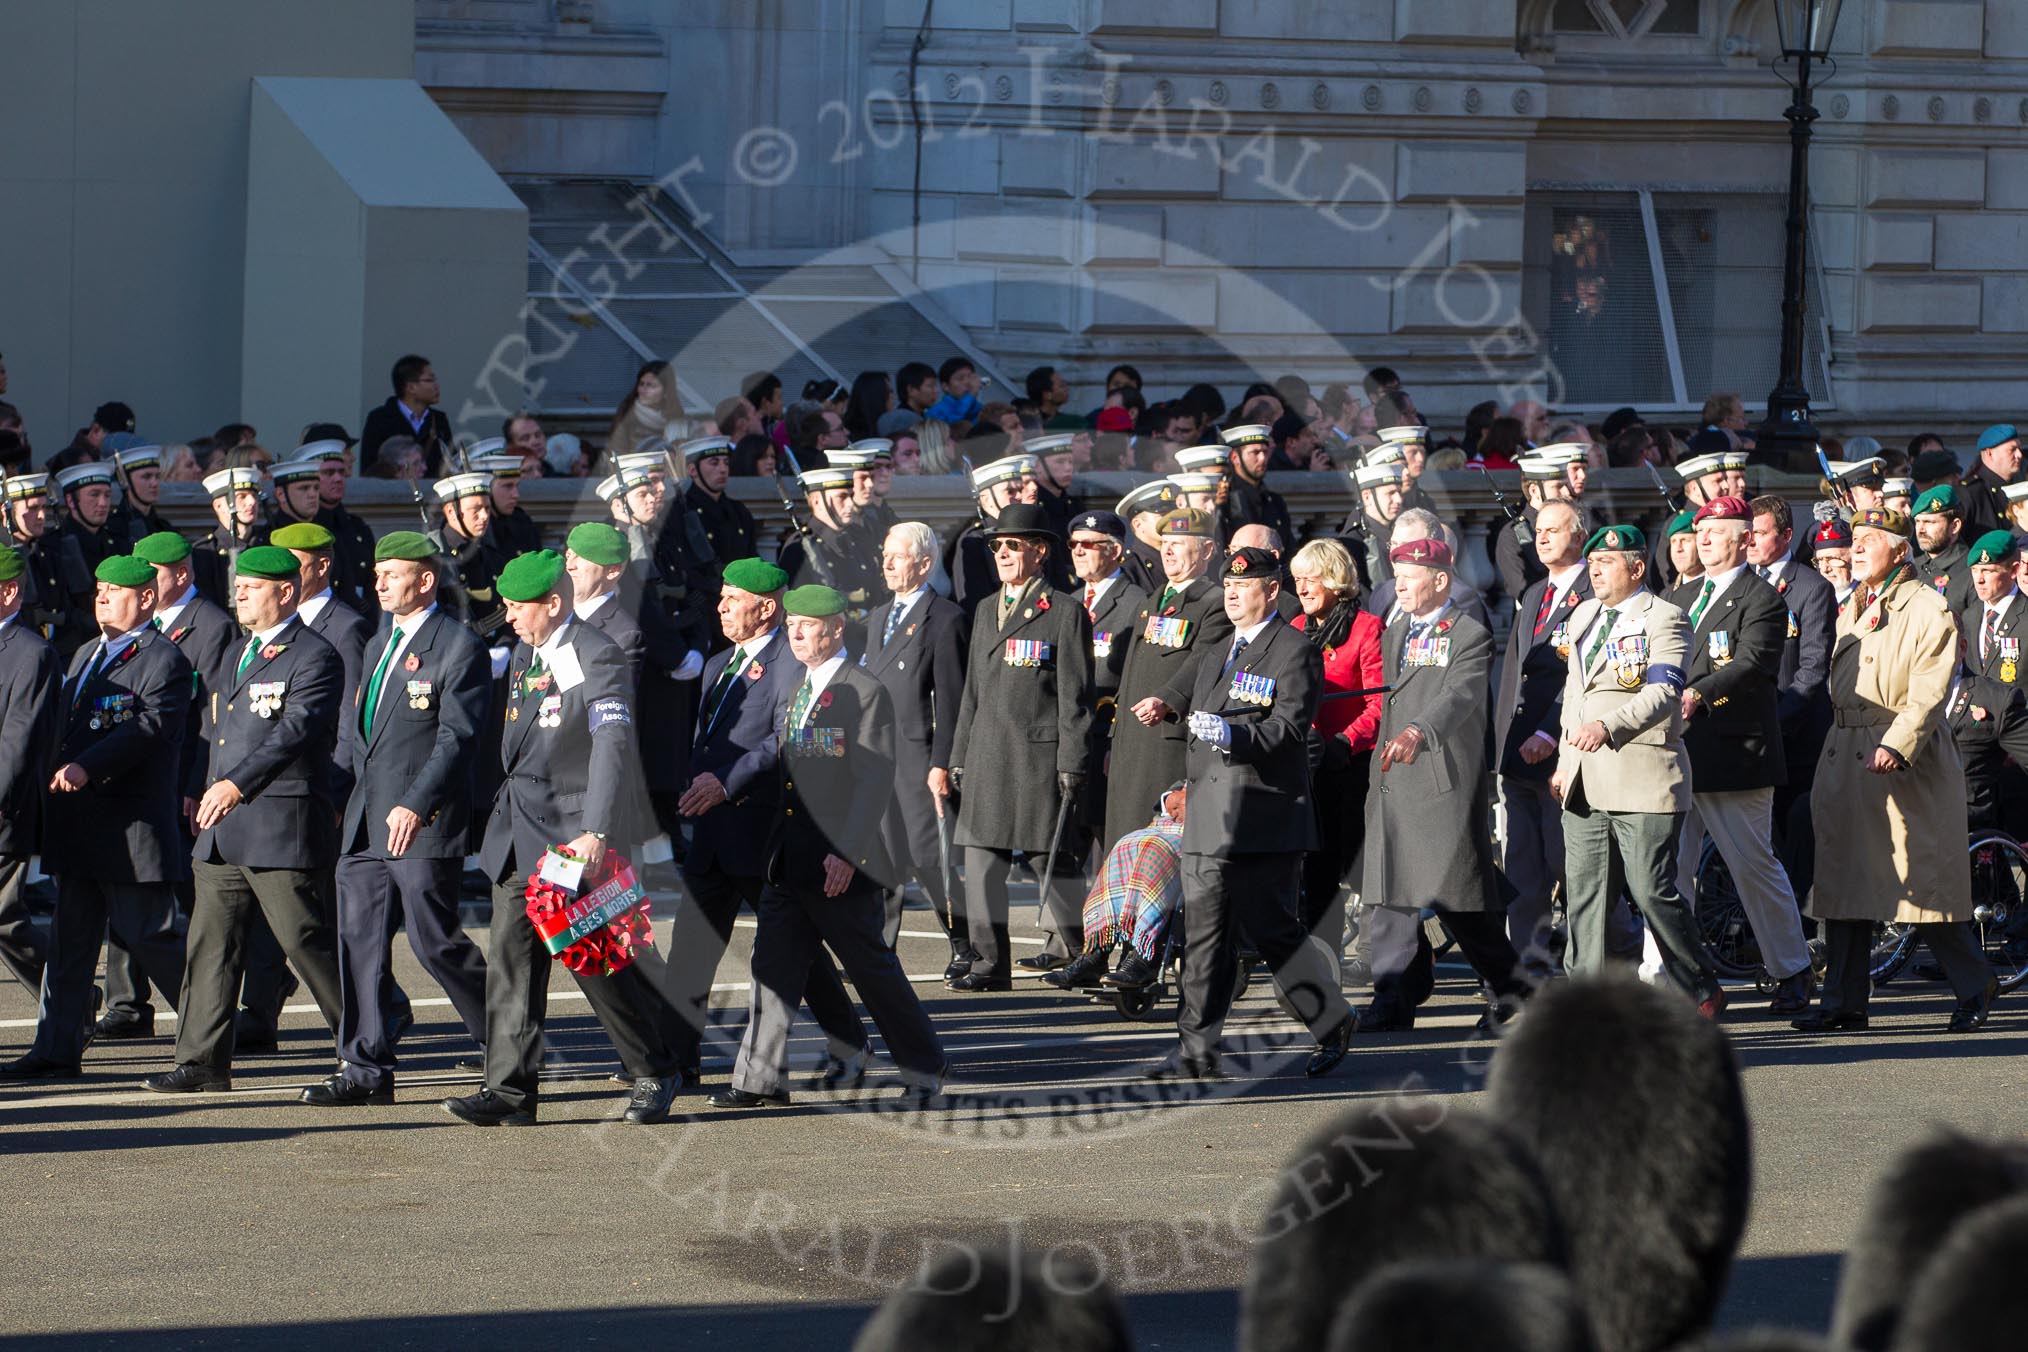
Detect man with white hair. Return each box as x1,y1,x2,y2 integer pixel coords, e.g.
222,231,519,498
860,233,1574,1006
1364,509,1493,632
863,522,970,960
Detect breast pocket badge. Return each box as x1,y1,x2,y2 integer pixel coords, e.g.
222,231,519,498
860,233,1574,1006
406,679,434,711
1610,635,1649,691
537,693,563,728
1709,631,1732,667
1005,639,1052,668
248,680,286,719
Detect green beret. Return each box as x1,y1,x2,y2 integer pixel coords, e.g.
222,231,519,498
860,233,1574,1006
1967,530,2019,566
374,531,437,563
234,545,300,581
1667,509,1697,538
1583,524,1648,556
270,522,336,552
0,546,24,584
96,555,157,589
1911,484,1959,517
565,521,628,567
497,549,565,603
723,557,789,595
783,584,846,618
131,530,192,565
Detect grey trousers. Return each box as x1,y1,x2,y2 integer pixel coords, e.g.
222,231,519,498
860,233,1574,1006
1678,788,1811,980
32,875,185,1065
1500,775,1564,954
962,846,1084,976
731,882,944,1096
174,860,342,1070
1563,800,1714,994
1820,918,1992,1017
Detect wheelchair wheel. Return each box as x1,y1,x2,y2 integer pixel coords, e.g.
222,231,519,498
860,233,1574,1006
1111,985,1164,1021
1869,923,1917,988
1693,840,1765,981
1970,834,2028,993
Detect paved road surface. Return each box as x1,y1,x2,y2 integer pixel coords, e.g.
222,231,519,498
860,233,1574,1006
3,900,2025,1350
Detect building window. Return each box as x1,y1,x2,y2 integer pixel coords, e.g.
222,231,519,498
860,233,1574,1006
1524,190,1832,410
1551,0,1701,38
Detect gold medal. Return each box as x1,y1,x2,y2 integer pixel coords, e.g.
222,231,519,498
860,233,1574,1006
2005,660,2018,684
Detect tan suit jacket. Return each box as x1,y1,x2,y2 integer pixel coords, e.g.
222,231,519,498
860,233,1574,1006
1555,589,1694,814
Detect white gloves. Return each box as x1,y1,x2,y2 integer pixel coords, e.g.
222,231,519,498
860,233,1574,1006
673,648,706,682
1188,711,1231,750
488,646,512,680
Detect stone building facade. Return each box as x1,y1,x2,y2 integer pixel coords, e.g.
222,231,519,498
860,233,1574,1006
413,3,2028,435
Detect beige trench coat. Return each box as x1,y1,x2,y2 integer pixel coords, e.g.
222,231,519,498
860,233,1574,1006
1808,574,1971,924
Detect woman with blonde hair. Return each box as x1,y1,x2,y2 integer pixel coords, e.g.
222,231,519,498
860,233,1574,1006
1289,536,1385,963
604,360,685,460
913,418,959,476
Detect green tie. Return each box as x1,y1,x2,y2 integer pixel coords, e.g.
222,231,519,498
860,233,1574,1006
701,645,745,732
1687,578,1716,628
1158,584,1177,609
1583,608,1620,671
787,677,814,731
360,627,402,739
234,634,260,680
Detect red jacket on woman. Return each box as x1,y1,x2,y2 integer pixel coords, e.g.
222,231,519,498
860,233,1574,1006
1294,607,1385,753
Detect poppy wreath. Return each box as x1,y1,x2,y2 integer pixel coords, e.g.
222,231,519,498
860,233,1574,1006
523,849,655,976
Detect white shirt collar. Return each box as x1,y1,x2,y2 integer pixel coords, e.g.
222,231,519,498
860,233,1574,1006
534,617,575,665
1760,558,1789,584
1545,563,1585,599
297,589,334,627
247,617,292,650
1233,615,1276,647
1989,589,2019,621
1405,599,1452,629
890,585,928,617
1085,570,1123,605
576,590,616,621
153,585,197,630
1700,563,1748,605
801,650,850,706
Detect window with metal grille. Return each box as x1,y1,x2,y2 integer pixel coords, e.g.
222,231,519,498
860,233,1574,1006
1523,189,1833,412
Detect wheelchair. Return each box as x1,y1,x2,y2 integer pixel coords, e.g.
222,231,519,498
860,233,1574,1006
1695,831,2028,992
1082,905,1255,1021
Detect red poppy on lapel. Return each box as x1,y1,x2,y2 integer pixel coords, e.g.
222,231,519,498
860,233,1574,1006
816,690,834,709
404,653,421,672
1433,618,1454,634
1973,704,1991,721
1036,595,1051,613
260,643,285,661
747,661,765,680
168,627,190,644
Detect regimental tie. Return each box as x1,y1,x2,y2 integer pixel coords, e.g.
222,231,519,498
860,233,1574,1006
1984,607,2000,664
1687,578,1716,628
361,626,402,738
701,644,745,732
786,677,814,731
884,596,908,646
1532,584,1556,637
1219,635,1250,684
1083,583,1097,619
1584,608,1621,671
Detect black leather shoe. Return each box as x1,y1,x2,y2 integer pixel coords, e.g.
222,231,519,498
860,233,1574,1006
808,1052,868,1091
1104,951,1158,989
143,1064,233,1094
1016,952,1068,972
1791,1009,1870,1033
1043,950,1111,990
94,1012,154,1040
0,1053,83,1081
946,971,1011,992
386,1008,415,1047
1948,978,2000,1033
1306,1020,1353,1077
299,1074,392,1106
706,1086,790,1109
1768,969,1817,1015
623,1077,678,1124
442,1089,536,1126
943,948,976,982
1354,1002,1415,1033
455,1056,485,1074
1144,1056,1226,1082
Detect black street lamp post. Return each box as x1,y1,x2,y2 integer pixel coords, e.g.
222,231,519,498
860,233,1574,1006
1759,0,1847,473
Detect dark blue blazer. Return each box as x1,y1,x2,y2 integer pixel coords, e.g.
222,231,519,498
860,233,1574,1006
684,624,800,879
341,608,493,860
193,615,344,870
44,627,193,883
158,590,240,801
0,619,61,856
305,592,371,802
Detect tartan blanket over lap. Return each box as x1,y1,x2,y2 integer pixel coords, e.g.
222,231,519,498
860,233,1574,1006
1081,817,1184,959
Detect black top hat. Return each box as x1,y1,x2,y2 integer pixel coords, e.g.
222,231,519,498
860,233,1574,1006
982,503,1059,541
